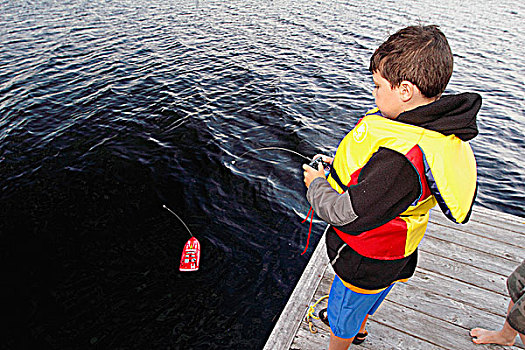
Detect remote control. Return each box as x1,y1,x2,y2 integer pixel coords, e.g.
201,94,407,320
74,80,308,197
308,157,330,171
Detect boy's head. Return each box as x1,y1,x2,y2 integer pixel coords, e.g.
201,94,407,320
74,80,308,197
369,25,453,118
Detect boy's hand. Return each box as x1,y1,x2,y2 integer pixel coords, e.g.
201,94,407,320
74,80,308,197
312,154,334,165
303,163,326,188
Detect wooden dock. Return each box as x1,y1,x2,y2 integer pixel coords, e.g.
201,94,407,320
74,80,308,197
265,207,525,350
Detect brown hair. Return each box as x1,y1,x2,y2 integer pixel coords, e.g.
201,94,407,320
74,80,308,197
369,25,453,98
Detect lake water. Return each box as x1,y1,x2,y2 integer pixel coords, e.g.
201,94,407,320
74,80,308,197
1,0,523,348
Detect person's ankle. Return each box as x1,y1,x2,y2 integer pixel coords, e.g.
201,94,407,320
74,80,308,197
500,329,518,343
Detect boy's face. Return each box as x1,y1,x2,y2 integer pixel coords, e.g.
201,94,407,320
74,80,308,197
372,71,404,119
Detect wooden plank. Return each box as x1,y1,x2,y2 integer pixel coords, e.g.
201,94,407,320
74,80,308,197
424,222,524,264
358,320,447,350
295,266,524,349
472,206,525,226
372,298,521,350
419,235,516,276
264,231,328,350
292,323,330,350
409,269,509,317
318,267,507,330
292,266,447,350
429,215,525,250
417,249,509,296
430,208,525,242
311,225,520,297
293,317,447,350
389,280,510,331
388,281,525,349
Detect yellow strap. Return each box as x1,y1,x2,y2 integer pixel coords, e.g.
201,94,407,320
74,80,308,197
304,295,329,334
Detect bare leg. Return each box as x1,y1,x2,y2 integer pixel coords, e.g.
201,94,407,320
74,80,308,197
328,329,354,350
470,301,517,346
327,315,369,350
358,314,369,334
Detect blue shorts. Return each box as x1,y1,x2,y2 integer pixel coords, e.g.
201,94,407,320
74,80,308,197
327,275,394,339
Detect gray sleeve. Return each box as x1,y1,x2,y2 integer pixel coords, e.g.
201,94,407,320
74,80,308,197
306,177,358,226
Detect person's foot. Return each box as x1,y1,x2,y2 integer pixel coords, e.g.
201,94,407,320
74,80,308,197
318,308,329,327
470,328,516,346
353,330,368,345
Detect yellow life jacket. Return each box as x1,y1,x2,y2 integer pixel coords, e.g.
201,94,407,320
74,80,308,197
327,108,477,260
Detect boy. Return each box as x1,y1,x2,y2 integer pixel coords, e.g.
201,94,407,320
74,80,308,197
303,25,481,349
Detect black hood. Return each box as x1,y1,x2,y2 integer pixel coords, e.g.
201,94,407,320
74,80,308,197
396,92,482,141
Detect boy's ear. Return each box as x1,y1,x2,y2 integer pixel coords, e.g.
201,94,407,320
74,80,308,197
398,81,416,102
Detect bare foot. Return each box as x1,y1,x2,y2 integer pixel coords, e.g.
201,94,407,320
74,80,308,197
470,328,516,346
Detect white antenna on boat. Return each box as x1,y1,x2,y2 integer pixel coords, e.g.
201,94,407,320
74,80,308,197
163,204,194,237
231,147,311,164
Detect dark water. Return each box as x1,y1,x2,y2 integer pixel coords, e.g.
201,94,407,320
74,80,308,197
1,0,523,349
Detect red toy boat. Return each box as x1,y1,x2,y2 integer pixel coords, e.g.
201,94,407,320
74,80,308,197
179,237,200,272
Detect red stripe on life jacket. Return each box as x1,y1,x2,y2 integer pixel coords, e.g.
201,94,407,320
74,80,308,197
348,168,362,186
405,145,432,202
333,217,408,260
